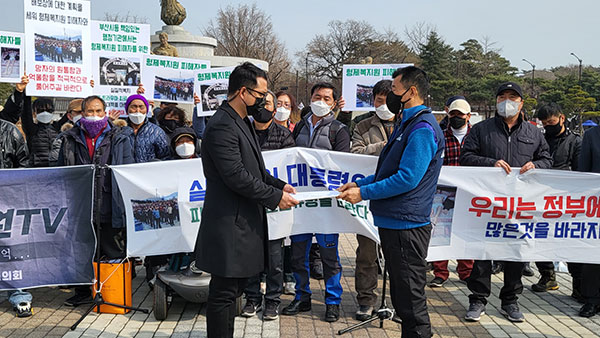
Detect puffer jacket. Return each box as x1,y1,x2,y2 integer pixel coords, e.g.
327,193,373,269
49,122,74,166
546,128,581,171
259,121,295,150
58,122,134,227
293,112,350,152
460,115,553,169
0,119,29,168
22,96,69,167
351,114,390,155
127,118,171,163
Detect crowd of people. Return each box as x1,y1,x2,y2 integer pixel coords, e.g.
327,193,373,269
153,77,194,103
132,199,179,230
34,34,82,64
1,62,600,338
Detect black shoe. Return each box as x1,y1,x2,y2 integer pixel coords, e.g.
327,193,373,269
282,299,311,315
579,303,600,318
64,291,92,307
263,301,279,321
241,300,262,317
531,273,558,292
14,301,32,318
491,262,504,274
428,277,446,288
523,263,535,277
355,305,374,321
325,304,340,322
311,262,324,280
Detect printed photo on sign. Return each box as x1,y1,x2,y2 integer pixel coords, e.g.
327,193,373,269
356,84,374,108
34,28,83,65
201,83,228,112
1,47,20,79
342,64,413,111
430,185,456,247
99,57,140,86
154,76,194,103
131,192,180,232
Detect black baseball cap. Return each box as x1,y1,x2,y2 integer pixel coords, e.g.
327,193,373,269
445,95,466,107
496,82,523,99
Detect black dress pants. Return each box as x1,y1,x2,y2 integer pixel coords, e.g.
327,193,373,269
206,274,248,338
244,239,284,304
581,263,600,304
379,225,432,338
467,260,524,306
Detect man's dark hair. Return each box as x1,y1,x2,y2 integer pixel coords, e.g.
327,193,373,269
32,98,54,114
228,62,268,95
82,95,107,111
391,66,430,100
373,79,392,97
310,82,338,101
536,102,563,120
157,106,188,125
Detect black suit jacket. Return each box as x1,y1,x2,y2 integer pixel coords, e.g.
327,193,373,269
195,102,285,278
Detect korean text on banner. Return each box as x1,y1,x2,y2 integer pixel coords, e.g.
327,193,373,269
24,0,92,98
91,20,150,116
0,165,95,291
142,55,210,105
0,31,25,84
193,66,235,117
341,64,412,112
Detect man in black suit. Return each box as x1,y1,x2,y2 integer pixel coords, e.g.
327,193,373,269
194,62,299,337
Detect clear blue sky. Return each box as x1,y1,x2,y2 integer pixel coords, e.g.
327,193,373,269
2,0,597,71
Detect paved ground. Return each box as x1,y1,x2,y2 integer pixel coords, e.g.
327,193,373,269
1,234,600,337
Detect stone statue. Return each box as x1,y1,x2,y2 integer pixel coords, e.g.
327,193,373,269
160,0,187,26
152,32,179,57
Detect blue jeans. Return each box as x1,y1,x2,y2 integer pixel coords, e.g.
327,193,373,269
8,289,32,308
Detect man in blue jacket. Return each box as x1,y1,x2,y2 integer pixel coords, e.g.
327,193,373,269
339,66,444,338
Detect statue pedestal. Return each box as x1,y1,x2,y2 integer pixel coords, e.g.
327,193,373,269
151,26,269,69
152,25,217,58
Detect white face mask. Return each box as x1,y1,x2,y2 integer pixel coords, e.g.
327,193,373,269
274,107,291,121
84,115,104,122
175,142,195,158
375,104,395,121
128,112,146,125
310,100,332,117
497,100,520,118
72,114,82,124
36,111,53,124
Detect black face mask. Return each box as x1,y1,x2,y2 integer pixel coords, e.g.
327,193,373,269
243,88,267,118
386,87,411,115
449,116,467,129
544,122,563,138
253,107,274,123
160,119,181,134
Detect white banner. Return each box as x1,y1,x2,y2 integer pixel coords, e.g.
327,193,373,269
91,20,150,116
112,148,600,263
142,55,210,105
0,31,25,83
24,0,92,98
194,66,234,117
342,64,412,112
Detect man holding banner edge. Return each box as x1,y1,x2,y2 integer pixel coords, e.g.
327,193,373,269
339,66,444,338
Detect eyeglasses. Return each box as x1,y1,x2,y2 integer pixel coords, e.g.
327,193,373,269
246,87,267,99
277,102,291,109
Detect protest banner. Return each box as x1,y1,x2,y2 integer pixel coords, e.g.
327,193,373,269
91,20,150,116
113,148,600,264
142,55,209,105
341,64,413,111
24,0,92,98
0,165,95,290
0,31,25,83
193,66,234,117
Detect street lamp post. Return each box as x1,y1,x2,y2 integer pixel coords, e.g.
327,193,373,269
570,52,583,84
522,58,536,97
305,53,310,105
